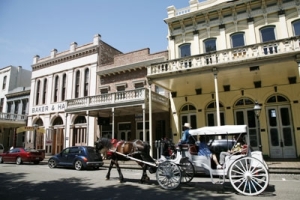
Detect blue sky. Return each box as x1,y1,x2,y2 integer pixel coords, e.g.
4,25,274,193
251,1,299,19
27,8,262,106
0,0,189,71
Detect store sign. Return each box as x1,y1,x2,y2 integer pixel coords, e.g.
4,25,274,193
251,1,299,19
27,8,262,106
17,126,45,133
31,103,66,114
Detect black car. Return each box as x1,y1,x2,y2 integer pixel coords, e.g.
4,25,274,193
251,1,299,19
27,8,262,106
48,146,103,171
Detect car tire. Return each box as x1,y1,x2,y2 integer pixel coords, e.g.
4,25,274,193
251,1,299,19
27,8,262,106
74,160,83,171
0,156,3,163
16,157,22,165
48,159,57,169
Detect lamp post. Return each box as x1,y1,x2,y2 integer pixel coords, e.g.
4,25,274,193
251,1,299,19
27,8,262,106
253,102,262,151
33,124,38,149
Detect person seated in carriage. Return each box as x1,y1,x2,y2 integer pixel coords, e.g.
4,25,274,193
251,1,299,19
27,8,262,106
218,134,248,169
198,136,222,169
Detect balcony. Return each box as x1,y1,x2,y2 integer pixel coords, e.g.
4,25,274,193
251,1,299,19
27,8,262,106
0,112,27,128
65,88,169,116
148,37,300,78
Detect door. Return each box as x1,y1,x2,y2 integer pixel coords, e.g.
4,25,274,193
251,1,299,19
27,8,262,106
267,106,296,158
234,109,259,150
118,122,131,141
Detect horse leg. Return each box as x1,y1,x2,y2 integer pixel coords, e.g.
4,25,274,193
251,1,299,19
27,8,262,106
105,160,114,180
114,160,125,183
140,164,150,183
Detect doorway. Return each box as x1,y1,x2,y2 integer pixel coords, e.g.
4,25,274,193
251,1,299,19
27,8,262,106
267,105,296,158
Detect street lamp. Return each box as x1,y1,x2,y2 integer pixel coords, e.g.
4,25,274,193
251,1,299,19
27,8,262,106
33,124,38,149
253,102,262,151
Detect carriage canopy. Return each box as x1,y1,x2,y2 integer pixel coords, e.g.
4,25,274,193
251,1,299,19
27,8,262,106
189,125,248,136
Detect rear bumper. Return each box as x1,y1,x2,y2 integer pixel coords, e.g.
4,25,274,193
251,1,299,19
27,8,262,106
86,161,104,167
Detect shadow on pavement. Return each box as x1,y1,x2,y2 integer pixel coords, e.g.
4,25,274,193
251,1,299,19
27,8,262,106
0,171,276,200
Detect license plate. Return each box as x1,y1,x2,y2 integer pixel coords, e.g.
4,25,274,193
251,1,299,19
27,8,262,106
35,157,39,160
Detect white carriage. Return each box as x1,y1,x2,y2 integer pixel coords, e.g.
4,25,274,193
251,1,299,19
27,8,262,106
156,125,269,196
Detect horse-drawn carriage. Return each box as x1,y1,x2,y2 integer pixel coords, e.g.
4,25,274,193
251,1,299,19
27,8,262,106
95,125,269,196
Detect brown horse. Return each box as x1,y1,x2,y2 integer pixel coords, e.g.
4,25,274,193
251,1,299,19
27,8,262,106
95,138,157,183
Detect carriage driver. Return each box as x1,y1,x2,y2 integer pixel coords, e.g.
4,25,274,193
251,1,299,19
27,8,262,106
178,123,192,144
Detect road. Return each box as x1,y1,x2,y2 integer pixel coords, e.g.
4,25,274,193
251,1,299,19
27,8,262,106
0,163,300,200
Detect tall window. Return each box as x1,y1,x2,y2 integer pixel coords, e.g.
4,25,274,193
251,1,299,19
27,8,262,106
0,98,3,112
231,32,245,48
7,102,12,113
22,99,27,115
292,20,300,36
14,101,19,114
2,76,7,90
61,74,66,101
179,43,191,57
260,26,276,42
42,79,47,104
204,38,216,52
54,76,59,102
84,68,89,97
35,80,40,105
75,70,80,98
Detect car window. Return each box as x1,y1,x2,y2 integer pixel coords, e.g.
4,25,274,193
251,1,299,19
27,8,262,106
62,148,70,154
69,147,80,154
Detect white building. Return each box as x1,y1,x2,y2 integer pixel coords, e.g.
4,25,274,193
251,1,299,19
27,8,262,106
0,66,31,150
28,34,122,155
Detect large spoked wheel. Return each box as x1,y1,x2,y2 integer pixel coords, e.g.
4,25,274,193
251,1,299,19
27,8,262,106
179,159,195,183
156,161,181,190
229,156,269,196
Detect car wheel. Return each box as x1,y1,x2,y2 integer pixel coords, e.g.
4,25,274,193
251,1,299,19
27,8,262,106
74,160,83,171
33,161,40,164
16,157,22,165
48,159,57,169
0,156,3,163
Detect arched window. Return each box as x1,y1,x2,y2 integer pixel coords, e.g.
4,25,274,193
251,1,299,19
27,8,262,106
53,116,63,125
179,43,191,58
266,94,288,103
42,79,47,104
74,116,86,124
61,74,66,101
231,32,245,48
260,26,276,42
84,68,89,97
204,38,216,52
35,80,40,105
54,76,59,102
292,20,300,36
75,70,80,98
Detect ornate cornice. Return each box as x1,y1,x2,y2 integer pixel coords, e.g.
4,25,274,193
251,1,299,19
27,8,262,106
31,45,98,71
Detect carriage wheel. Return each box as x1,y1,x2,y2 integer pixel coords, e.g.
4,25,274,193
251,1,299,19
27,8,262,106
228,156,269,196
156,161,181,190
179,159,195,183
